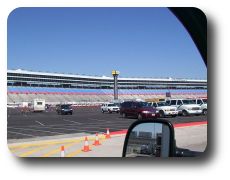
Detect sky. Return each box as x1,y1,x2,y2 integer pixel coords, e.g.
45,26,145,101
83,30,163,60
7,7,207,79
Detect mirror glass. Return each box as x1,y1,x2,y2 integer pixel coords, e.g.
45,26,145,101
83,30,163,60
125,123,170,157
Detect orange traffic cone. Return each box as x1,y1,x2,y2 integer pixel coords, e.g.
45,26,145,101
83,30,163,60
61,145,65,157
93,133,101,146
105,128,111,139
82,136,91,152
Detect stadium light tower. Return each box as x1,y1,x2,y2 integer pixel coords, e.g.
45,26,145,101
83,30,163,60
112,70,120,100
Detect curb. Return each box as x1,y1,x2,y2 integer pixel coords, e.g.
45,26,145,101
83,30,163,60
109,121,208,136
173,121,207,128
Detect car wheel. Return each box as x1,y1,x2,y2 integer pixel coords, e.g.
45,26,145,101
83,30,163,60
182,110,188,116
137,113,143,120
159,110,165,118
203,109,207,115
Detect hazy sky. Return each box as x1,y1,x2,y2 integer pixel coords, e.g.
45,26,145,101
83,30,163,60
7,7,207,79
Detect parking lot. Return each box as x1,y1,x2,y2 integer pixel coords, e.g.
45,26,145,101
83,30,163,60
7,106,207,157
7,106,207,140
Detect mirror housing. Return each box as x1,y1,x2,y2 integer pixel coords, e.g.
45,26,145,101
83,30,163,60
122,119,175,157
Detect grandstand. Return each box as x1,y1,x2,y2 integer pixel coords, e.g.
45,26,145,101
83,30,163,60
7,69,207,105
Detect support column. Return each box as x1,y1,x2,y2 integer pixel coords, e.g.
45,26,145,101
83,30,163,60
112,70,120,100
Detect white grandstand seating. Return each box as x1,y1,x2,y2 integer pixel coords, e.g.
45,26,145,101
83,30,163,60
7,69,207,105
7,92,207,104
7,86,207,104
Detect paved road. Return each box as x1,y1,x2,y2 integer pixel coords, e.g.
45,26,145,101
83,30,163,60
8,125,207,157
7,107,207,140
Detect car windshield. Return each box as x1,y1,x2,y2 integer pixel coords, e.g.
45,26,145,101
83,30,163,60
182,100,196,105
137,102,152,107
157,102,170,106
61,105,71,109
114,103,120,107
202,99,207,104
108,104,116,107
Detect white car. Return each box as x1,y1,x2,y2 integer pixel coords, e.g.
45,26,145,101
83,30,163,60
149,101,178,118
166,99,202,116
194,98,207,115
101,103,120,113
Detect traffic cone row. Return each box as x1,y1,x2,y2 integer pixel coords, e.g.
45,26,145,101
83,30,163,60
60,128,112,156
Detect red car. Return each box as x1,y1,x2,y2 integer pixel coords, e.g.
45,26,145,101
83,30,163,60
120,101,158,120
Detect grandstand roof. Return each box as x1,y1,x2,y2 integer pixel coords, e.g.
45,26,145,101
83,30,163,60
7,69,207,82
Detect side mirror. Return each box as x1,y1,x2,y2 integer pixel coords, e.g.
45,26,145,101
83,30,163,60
122,119,175,157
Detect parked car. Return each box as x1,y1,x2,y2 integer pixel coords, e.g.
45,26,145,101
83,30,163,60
120,101,158,120
194,98,207,115
165,99,202,116
148,101,178,118
56,104,73,115
101,103,120,113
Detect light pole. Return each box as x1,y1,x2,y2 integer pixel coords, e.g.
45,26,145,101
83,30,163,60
112,70,119,100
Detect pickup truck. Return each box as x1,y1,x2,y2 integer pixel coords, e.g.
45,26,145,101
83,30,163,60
148,101,178,118
101,103,120,113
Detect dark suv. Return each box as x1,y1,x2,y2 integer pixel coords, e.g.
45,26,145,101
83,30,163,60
56,104,73,115
120,101,158,120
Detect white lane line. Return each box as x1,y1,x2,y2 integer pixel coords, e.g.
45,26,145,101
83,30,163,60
8,121,133,131
8,123,82,129
88,117,135,122
62,119,82,124
35,121,45,126
59,125,130,129
87,118,108,122
29,125,123,132
8,118,134,128
82,121,134,125
7,127,65,135
19,123,77,128
30,127,105,134
57,122,132,127
8,131,37,137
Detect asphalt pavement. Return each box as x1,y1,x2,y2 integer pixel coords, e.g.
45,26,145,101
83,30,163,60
7,107,207,140
7,107,207,157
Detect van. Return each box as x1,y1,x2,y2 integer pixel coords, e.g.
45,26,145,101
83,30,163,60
194,98,207,115
120,101,158,120
166,99,202,116
32,99,45,112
